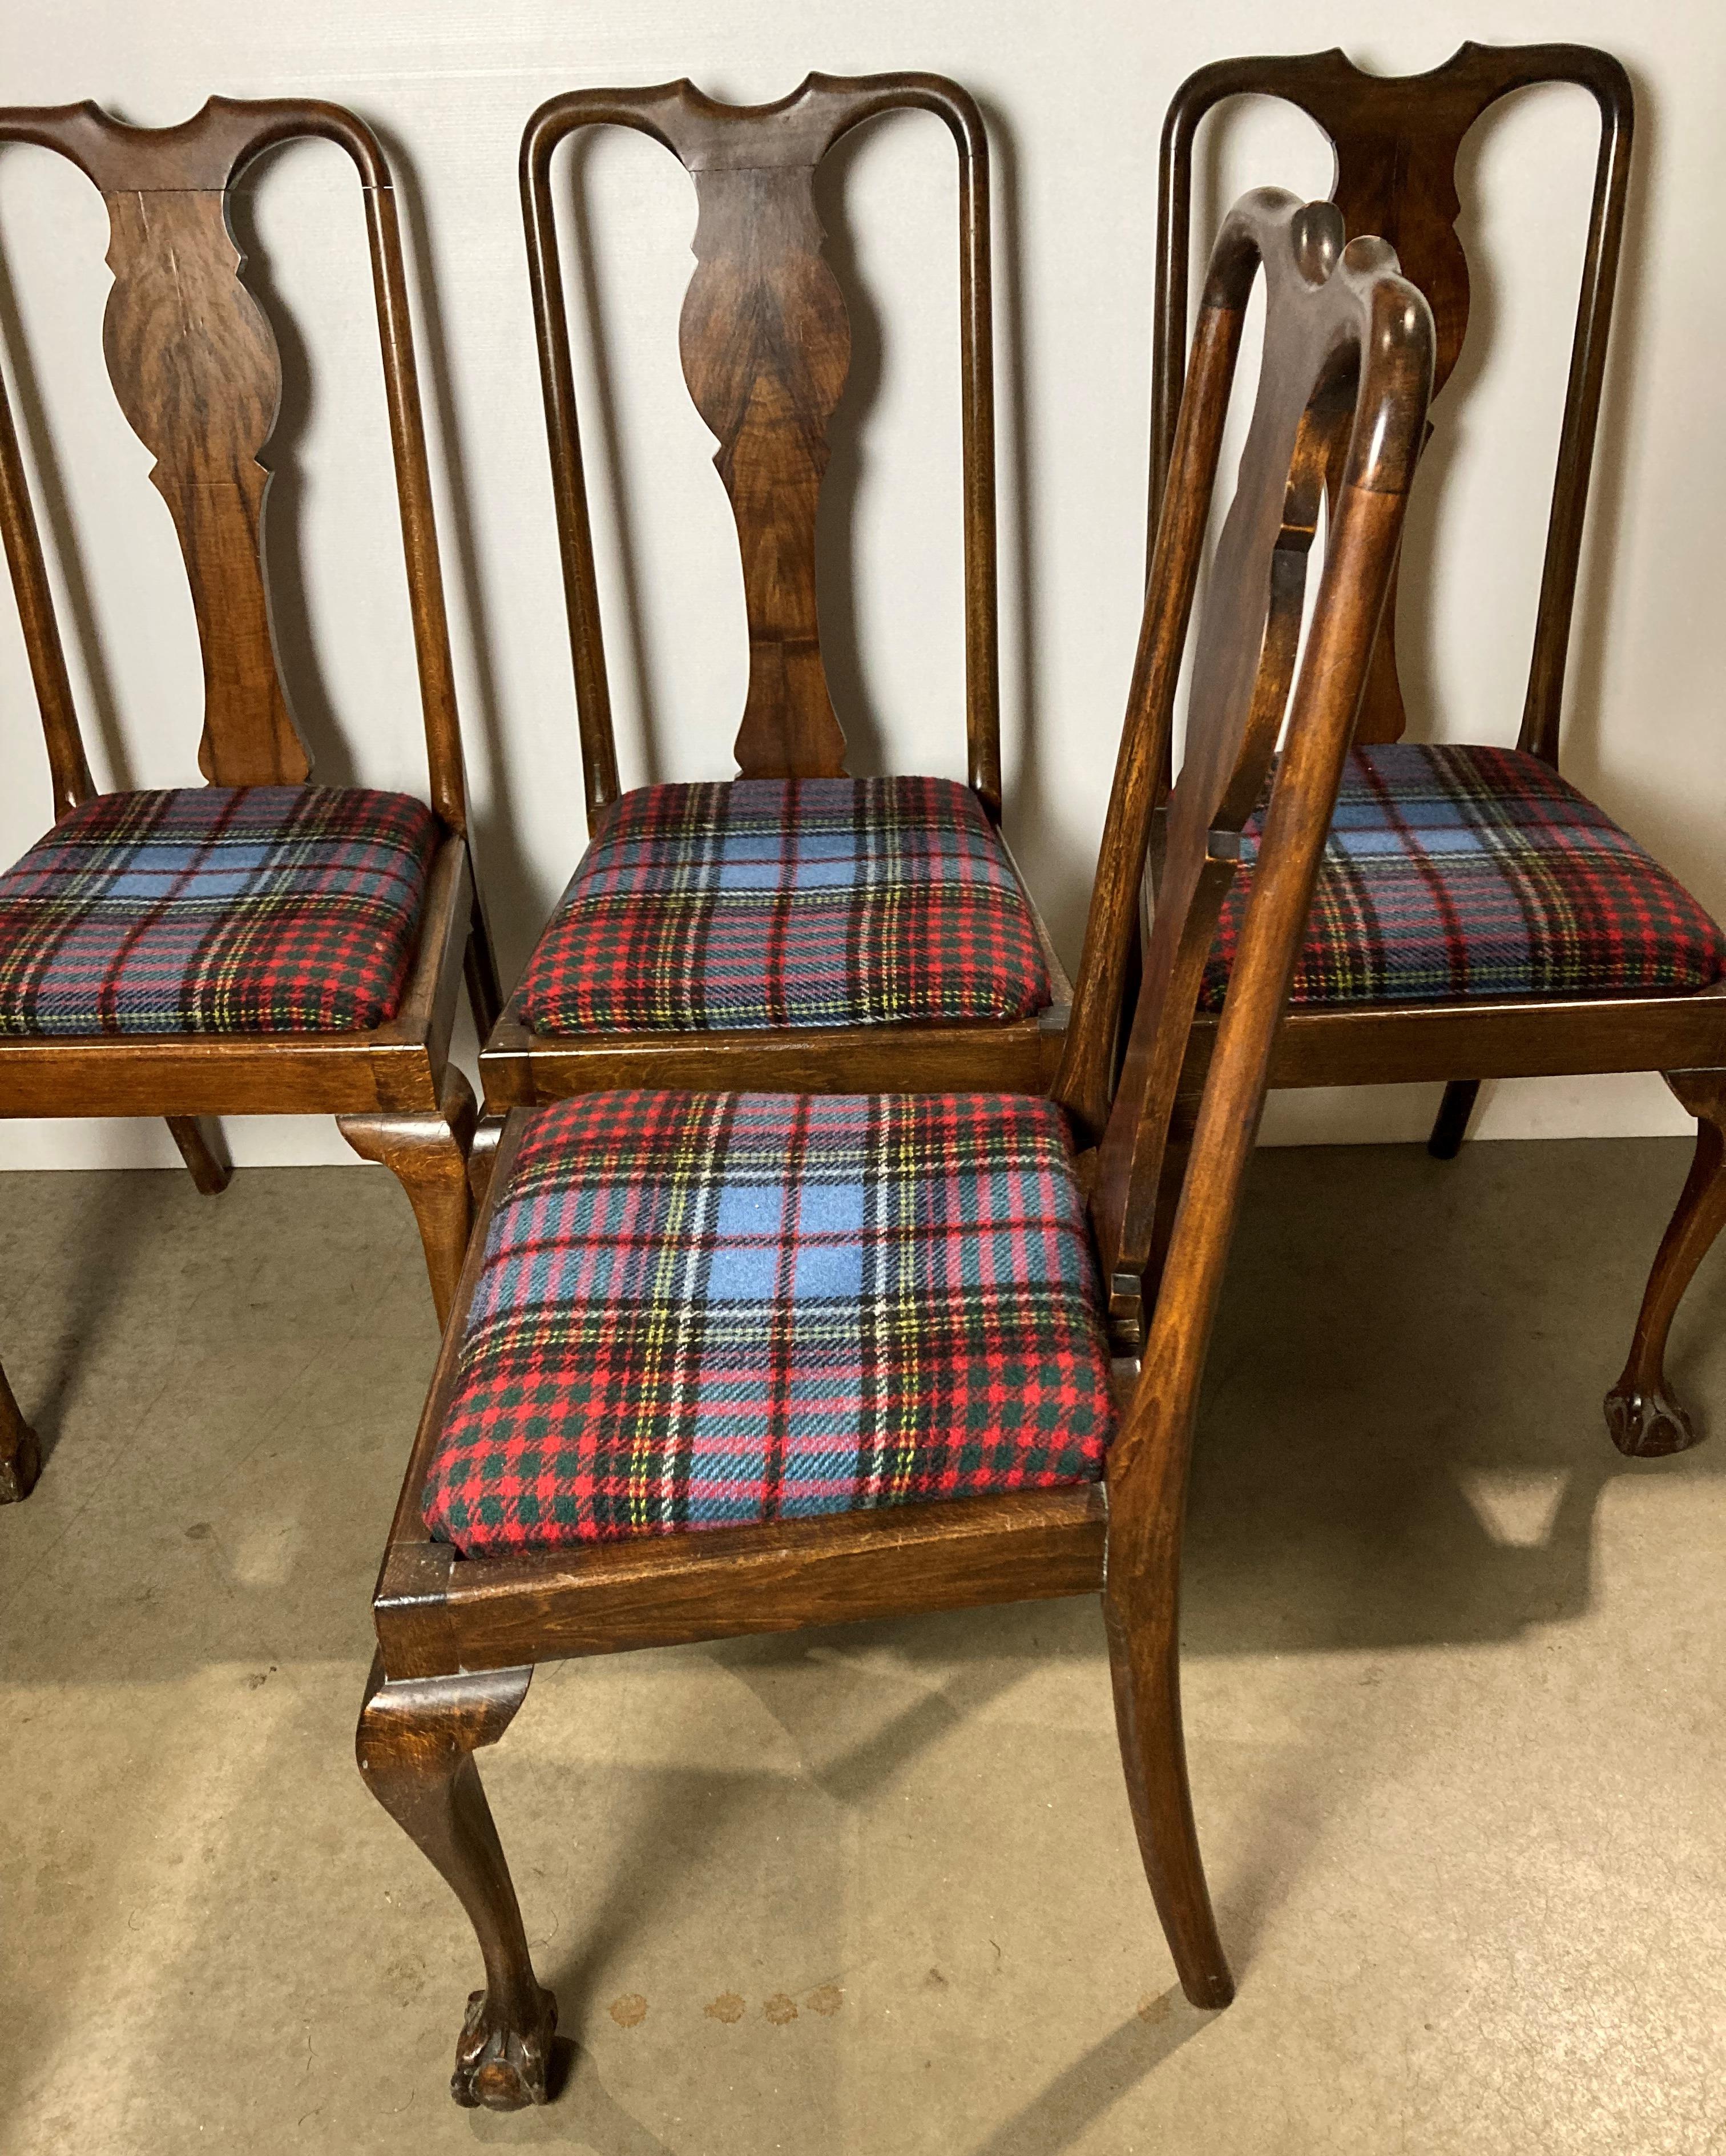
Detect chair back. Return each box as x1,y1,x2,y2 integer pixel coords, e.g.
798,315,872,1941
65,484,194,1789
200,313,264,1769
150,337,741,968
1054,190,1432,1374
0,98,468,829
520,72,1000,824
1152,43,1631,760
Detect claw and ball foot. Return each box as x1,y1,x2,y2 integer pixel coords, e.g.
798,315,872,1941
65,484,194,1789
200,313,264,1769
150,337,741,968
1603,1382,1695,1459
0,1360,41,1502
356,1657,556,2111
1604,1070,1726,1458
453,1974,558,2110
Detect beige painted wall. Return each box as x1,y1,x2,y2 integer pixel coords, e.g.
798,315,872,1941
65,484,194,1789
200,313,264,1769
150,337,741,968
0,0,1718,1167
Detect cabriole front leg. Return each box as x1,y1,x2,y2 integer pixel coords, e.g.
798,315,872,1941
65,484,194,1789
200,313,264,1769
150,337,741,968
1605,1069,1726,1457
356,1656,556,2109
0,1358,41,1502
338,1068,478,1328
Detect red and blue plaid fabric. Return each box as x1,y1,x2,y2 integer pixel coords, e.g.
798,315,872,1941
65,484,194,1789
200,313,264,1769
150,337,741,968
421,1089,1115,1555
514,775,1051,1035
0,785,437,1036
1201,743,1726,1010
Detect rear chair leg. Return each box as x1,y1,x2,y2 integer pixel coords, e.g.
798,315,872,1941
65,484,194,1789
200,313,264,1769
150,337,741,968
1605,1070,1726,1457
0,1359,41,1503
356,1655,556,2110
338,1069,478,1328
1426,1079,1480,1160
166,1115,232,1194
1103,1420,1234,2010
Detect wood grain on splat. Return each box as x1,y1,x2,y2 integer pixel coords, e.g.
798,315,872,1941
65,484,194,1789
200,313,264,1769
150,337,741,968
681,163,850,776
100,185,305,784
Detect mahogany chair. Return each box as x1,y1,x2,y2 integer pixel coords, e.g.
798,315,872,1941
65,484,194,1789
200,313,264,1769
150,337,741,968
0,98,499,1502
356,188,1433,2110
478,74,1064,1142
1154,45,1726,1457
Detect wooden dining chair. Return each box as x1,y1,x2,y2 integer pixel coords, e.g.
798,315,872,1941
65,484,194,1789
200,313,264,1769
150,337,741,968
0,98,499,1502
478,73,1063,1141
356,187,1433,2110
1152,45,1726,1458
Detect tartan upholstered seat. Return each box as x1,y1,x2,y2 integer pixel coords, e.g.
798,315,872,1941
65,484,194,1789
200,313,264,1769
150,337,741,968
0,785,437,1037
1200,743,1726,1011
421,1089,1115,1555
514,775,1051,1035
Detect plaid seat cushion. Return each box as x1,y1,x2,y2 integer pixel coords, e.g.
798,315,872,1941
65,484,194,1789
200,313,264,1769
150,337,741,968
514,775,1051,1034
1200,743,1726,1010
422,1090,1115,1555
0,785,437,1036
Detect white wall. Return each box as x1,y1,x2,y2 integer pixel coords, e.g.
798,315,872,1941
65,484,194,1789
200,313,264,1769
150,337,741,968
0,0,1719,1167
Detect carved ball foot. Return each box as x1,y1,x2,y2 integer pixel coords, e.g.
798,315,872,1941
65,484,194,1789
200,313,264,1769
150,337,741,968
0,1420,42,1503
451,1982,558,2110
1603,1379,1701,1459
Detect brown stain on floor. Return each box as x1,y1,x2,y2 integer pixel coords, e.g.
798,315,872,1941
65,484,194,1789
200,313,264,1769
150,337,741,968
704,1992,746,2024
608,1993,648,2028
763,1993,799,2025
806,1984,844,2017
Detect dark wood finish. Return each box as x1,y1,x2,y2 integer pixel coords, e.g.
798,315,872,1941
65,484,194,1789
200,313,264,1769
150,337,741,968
0,98,498,1487
384,1485,1110,1673
1152,42,1631,755
494,74,1056,1110
1604,1070,1726,1457
361,190,1433,2105
1083,196,1429,2013
1151,49,1726,1447
480,999,1066,1104
0,1358,41,1504
356,1657,558,2109
523,72,998,812
339,1067,479,1327
165,1115,233,1194
1425,1075,1479,1160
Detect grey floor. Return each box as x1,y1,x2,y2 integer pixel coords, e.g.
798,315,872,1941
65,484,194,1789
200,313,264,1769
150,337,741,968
2,1138,1724,2154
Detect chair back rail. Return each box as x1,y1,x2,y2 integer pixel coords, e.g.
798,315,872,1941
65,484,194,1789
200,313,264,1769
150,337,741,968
1151,42,1631,760
0,97,470,830
519,72,1000,825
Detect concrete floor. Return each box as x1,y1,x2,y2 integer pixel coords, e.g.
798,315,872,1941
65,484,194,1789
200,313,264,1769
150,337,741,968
2,1137,1724,2154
